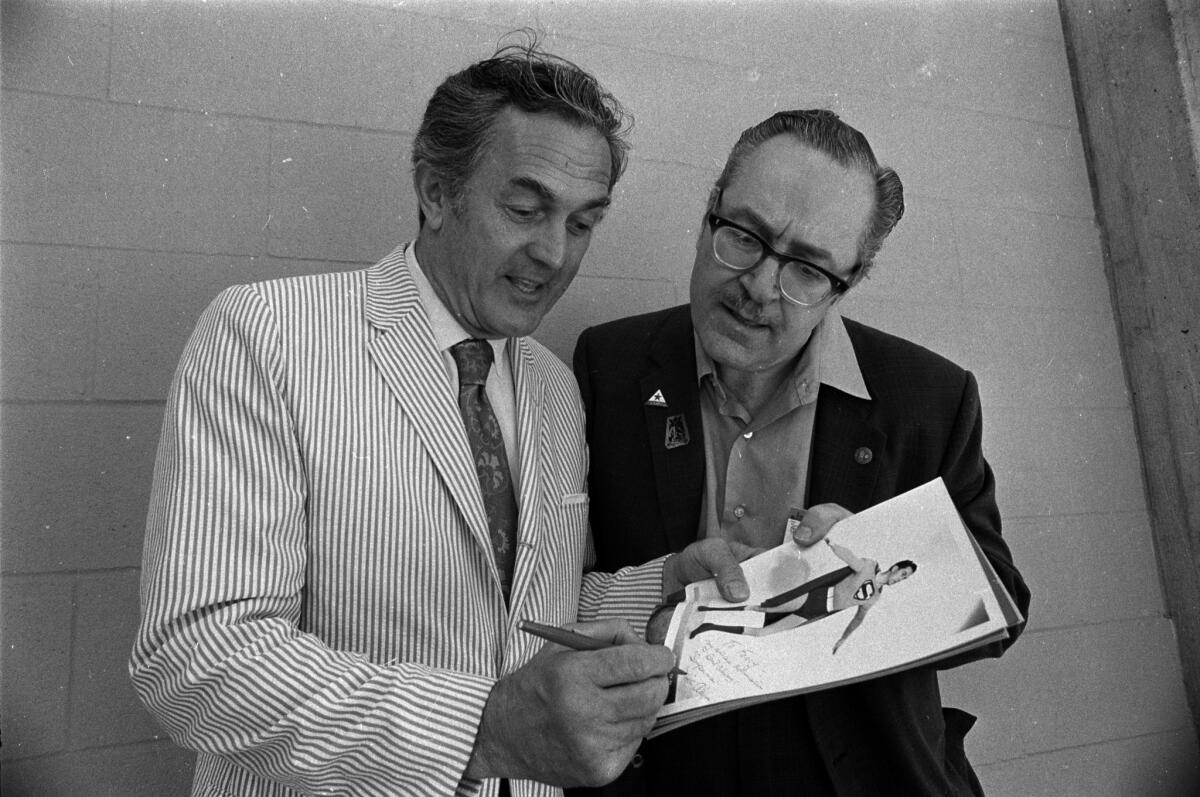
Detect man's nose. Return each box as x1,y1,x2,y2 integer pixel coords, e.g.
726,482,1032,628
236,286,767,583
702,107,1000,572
739,256,784,303
528,223,568,270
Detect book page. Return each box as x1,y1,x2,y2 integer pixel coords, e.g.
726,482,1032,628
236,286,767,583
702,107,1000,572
655,478,1010,727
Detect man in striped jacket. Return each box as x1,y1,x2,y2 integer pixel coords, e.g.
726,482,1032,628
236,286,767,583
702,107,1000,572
130,40,751,797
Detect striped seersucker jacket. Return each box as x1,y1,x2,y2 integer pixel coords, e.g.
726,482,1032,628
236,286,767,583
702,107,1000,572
131,245,664,797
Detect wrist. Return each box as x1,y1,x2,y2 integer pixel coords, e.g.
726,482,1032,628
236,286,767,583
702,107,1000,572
661,553,681,599
645,602,678,644
465,680,511,780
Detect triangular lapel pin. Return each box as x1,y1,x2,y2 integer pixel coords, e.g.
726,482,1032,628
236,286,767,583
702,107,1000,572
646,388,668,407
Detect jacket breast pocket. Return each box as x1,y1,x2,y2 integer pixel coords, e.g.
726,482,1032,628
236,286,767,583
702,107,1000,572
532,492,591,618
549,492,589,554
560,492,589,507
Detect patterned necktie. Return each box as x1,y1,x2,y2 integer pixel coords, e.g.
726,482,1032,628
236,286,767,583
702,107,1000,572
450,339,518,601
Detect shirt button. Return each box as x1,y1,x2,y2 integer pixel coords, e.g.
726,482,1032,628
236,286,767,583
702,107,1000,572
854,446,874,464
733,505,746,519
631,753,645,768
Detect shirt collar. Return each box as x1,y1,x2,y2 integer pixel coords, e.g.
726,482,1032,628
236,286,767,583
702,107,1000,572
406,241,508,362
820,306,870,400
694,305,870,402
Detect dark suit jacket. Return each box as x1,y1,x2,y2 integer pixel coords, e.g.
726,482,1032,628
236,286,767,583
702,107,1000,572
571,305,1031,797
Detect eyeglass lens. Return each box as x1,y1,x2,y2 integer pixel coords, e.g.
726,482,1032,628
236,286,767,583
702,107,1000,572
712,226,834,305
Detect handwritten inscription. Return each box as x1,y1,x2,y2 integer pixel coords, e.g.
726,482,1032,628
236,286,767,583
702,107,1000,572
681,634,766,702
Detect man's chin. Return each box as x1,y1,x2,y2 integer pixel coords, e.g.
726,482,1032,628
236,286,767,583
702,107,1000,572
480,308,547,340
698,325,762,366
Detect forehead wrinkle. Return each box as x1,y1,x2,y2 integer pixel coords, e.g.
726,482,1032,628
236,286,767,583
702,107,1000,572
513,136,611,180
508,175,612,211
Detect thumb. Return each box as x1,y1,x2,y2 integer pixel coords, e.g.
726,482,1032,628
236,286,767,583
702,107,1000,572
702,541,751,602
792,503,852,546
666,540,751,602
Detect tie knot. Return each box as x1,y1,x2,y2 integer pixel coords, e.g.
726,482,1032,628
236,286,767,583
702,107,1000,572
451,339,494,386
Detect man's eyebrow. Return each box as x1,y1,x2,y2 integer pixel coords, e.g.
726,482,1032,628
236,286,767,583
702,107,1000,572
735,205,832,263
509,176,612,211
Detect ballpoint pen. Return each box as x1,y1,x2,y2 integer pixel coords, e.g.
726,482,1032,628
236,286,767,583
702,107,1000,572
518,619,686,675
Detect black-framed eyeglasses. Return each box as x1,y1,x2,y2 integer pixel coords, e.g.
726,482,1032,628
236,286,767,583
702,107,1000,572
705,205,853,307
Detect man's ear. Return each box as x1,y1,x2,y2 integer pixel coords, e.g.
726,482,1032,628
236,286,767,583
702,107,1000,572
413,160,450,231
694,217,708,257
829,281,855,307
832,264,867,306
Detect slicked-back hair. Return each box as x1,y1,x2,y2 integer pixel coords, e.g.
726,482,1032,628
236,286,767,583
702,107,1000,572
711,110,904,280
412,34,632,223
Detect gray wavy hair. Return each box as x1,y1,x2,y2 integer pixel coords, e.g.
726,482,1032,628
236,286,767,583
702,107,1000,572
412,32,632,223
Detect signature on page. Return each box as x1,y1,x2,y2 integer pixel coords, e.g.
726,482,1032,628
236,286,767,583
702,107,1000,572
682,635,765,702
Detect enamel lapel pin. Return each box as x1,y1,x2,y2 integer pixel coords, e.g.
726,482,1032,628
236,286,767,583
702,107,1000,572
645,388,688,449
665,414,690,449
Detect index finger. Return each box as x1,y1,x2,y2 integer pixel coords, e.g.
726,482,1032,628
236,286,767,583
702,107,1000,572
565,618,641,646
583,643,675,688
726,541,765,562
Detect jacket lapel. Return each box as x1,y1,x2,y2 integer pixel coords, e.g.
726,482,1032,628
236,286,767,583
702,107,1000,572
363,247,495,573
807,385,885,512
641,308,706,553
506,337,546,617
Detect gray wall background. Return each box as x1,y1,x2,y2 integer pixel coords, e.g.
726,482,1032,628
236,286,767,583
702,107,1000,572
2,0,1198,794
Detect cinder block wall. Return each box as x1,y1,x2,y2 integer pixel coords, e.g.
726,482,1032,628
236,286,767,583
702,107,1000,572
2,1,1196,795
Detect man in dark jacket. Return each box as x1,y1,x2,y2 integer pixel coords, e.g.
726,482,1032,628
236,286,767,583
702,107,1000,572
572,110,1031,796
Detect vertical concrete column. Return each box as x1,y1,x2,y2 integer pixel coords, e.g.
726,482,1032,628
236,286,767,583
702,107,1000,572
1059,0,1200,734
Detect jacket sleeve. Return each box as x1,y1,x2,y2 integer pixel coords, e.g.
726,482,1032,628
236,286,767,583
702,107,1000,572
129,285,494,797
936,370,1031,666
577,557,668,639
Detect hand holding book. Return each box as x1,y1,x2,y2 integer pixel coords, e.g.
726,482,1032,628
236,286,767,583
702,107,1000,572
647,478,1023,737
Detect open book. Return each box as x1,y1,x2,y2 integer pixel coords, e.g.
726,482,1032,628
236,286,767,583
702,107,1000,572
650,477,1023,738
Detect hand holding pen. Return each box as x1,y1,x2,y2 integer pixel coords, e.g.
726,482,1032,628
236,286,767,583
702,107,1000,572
519,619,687,675
466,618,676,787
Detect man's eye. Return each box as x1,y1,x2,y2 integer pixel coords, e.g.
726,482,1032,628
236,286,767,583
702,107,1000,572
791,262,827,284
568,218,600,236
507,206,540,221
727,229,760,250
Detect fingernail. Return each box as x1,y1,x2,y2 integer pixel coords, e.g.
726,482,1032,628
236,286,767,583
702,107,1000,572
796,524,814,542
731,582,749,601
